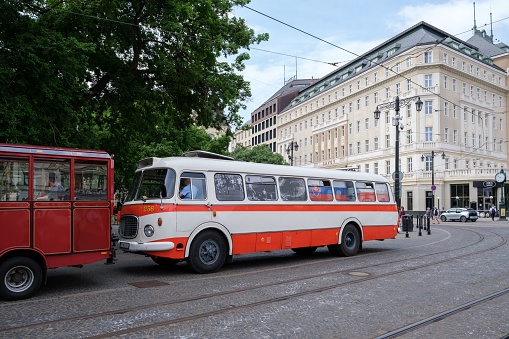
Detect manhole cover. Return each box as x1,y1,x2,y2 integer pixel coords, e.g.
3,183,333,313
129,280,169,288
348,271,370,277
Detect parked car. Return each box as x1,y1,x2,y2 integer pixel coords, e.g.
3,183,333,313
440,208,478,222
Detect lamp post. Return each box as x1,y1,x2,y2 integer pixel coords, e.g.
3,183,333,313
374,96,423,210
286,141,299,166
421,151,445,211
455,196,459,207
495,168,506,220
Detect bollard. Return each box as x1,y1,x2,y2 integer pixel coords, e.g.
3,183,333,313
418,215,422,236
427,215,431,235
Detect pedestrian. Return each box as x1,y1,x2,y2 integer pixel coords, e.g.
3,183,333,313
490,206,496,221
432,206,440,224
398,206,406,232
425,207,431,221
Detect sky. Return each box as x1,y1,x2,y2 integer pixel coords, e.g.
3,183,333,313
231,0,509,125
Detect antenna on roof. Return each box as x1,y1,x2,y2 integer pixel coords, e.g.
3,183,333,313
490,10,493,38
473,2,477,33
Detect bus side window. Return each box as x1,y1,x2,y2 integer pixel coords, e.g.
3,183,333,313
356,182,376,202
246,175,277,201
333,180,355,201
179,172,206,200
279,177,307,201
214,173,244,201
75,161,108,200
308,179,332,201
0,157,29,201
375,183,391,202
34,159,70,201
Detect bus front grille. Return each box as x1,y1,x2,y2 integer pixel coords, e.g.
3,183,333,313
119,215,139,239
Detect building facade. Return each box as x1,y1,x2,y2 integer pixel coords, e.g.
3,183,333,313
275,22,509,212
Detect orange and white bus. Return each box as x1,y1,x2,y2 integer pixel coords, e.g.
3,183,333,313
0,143,115,300
118,151,398,273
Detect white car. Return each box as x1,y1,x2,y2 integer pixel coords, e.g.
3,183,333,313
440,208,478,222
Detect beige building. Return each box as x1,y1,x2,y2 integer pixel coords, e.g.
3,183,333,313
275,22,508,212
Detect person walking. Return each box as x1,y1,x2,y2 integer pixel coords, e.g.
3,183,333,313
432,207,440,224
490,206,496,221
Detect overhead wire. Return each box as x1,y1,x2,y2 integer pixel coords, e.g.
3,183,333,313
243,5,509,165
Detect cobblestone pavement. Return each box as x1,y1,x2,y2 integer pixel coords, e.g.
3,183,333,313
1,218,508,338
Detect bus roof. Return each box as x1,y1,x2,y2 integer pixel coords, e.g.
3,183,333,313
138,155,389,183
0,143,111,159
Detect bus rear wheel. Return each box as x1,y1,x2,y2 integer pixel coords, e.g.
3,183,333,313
187,230,227,274
328,224,360,257
0,257,43,301
291,246,318,255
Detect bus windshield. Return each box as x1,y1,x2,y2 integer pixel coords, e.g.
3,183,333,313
126,168,176,201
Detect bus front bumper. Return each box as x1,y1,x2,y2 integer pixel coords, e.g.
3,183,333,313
118,241,175,252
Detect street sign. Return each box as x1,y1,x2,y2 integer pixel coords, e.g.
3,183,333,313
431,185,436,191
392,171,404,181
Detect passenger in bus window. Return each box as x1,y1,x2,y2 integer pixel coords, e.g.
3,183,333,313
179,178,197,199
48,173,65,201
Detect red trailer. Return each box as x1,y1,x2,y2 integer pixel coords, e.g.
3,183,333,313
0,143,115,300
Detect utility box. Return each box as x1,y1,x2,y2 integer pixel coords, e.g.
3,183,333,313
402,215,413,232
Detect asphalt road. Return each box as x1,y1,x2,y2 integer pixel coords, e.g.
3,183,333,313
1,218,509,338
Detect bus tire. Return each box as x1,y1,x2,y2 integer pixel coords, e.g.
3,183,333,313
187,230,227,274
291,246,318,255
0,257,43,301
328,224,360,257
151,257,179,268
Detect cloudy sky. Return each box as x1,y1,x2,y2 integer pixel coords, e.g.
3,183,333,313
231,0,509,125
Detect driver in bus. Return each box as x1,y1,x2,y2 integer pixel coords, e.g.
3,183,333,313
179,178,197,199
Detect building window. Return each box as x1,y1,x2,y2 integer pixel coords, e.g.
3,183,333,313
424,51,432,63
374,72,378,82
424,74,432,87
385,134,390,148
407,79,412,91
374,137,379,150
406,57,412,68
444,127,449,142
407,157,413,172
365,140,369,152
425,127,433,141
365,118,369,129
396,83,400,95
374,162,379,175
407,129,413,143
444,75,448,89
425,101,433,115
452,78,456,92
386,161,391,175
444,102,448,116
374,92,378,104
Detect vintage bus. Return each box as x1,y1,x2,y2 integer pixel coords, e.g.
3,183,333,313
0,143,115,300
118,151,398,273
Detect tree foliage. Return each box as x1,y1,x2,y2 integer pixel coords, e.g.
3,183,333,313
0,0,268,188
230,144,286,165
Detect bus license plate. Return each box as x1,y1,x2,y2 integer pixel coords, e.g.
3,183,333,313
119,242,130,249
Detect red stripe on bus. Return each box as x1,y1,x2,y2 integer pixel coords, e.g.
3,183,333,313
121,203,397,216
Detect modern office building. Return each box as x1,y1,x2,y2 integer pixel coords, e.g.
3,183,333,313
275,21,508,212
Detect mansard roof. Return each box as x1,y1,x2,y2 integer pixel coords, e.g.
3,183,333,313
281,21,505,114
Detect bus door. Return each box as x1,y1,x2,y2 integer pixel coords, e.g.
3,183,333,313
0,157,30,251
176,172,210,233
73,161,111,253
33,159,72,254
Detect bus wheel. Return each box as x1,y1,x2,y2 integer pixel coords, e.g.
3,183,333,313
187,230,227,274
328,225,360,257
291,247,318,255
151,257,179,268
0,257,43,301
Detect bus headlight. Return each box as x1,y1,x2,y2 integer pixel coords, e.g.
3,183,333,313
144,225,155,237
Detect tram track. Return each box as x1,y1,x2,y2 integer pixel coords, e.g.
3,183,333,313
0,227,506,338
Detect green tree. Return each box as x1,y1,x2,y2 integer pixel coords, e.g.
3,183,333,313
230,144,286,165
0,0,268,187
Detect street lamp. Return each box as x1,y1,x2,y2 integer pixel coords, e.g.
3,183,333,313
421,151,445,210
374,96,423,209
286,141,299,166
455,196,459,207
